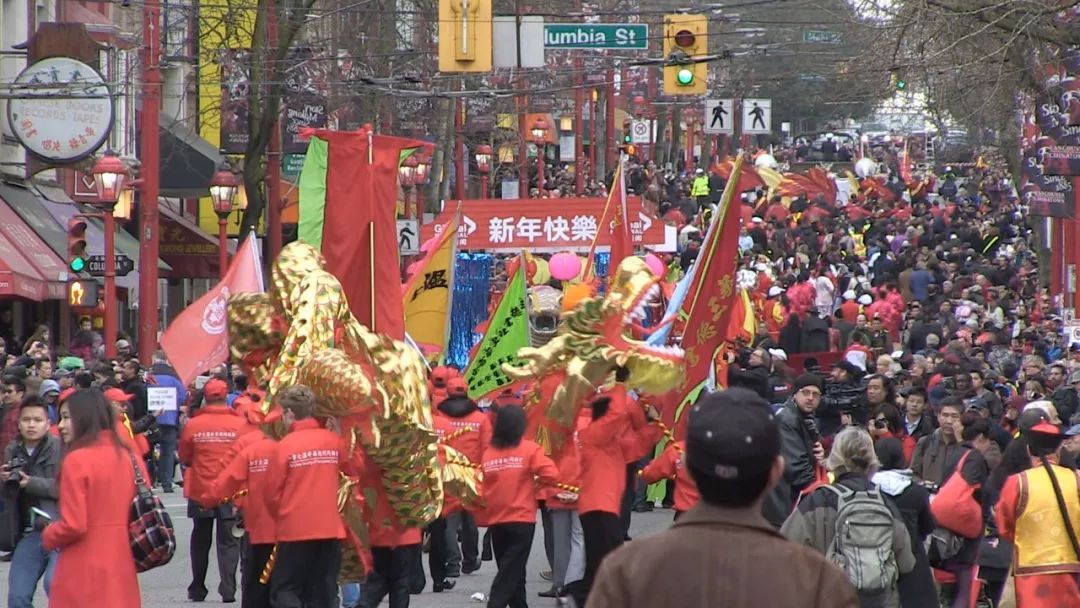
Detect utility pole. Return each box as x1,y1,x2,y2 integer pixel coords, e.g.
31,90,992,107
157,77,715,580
574,55,584,195
138,0,161,364
266,0,283,262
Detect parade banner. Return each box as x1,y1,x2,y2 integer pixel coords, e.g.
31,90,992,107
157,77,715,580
298,127,431,339
463,257,530,400
420,197,675,252
219,50,250,155
659,155,745,435
584,159,633,281
159,236,264,385
402,211,460,355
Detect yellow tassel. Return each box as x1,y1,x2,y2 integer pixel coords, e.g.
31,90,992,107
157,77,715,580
220,489,248,505
259,545,277,584
439,426,474,444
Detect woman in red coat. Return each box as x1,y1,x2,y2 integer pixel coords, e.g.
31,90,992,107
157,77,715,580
44,388,144,607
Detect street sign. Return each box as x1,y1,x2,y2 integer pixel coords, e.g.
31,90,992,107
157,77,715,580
703,99,734,134
543,23,648,49
85,254,135,277
742,98,772,134
630,120,651,144
397,219,419,255
802,30,842,44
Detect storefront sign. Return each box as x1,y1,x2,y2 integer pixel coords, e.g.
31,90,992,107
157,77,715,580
7,57,112,163
420,197,675,252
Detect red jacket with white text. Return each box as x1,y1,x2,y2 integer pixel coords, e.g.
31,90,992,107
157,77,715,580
264,418,347,542
205,435,278,544
178,405,250,502
577,389,633,515
477,439,559,525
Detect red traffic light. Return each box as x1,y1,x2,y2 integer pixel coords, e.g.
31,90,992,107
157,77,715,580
674,29,696,48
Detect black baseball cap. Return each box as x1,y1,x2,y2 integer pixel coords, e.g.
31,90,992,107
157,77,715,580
686,388,779,483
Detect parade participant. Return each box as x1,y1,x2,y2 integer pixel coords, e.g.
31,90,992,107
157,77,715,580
996,420,1080,606
478,404,559,608
2,395,60,607
263,385,348,607
429,377,489,589
43,389,145,607
359,460,423,607
587,388,860,608
178,378,248,603
539,407,587,599
640,437,698,519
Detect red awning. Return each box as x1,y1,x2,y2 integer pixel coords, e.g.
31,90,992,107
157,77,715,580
0,199,67,300
158,203,235,279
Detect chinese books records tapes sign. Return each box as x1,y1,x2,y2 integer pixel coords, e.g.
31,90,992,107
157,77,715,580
419,197,676,252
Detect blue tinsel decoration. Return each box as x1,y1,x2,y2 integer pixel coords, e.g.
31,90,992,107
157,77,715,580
446,252,493,369
595,252,610,294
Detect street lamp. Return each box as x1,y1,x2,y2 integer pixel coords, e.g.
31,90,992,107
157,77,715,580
475,144,492,199
209,166,240,280
399,155,419,225
91,151,129,360
532,118,548,196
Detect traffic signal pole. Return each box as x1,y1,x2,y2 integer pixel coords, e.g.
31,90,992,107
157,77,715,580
103,209,117,359
138,0,161,365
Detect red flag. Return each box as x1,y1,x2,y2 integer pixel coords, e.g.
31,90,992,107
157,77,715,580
659,155,746,437
160,236,264,386
307,127,431,340
582,160,632,281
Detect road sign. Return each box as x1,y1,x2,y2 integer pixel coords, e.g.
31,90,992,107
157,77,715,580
543,24,648,49
630,120,651,144
703,99,734,134
85,254,134,277
742,98,772,134
397,219,420,255
802,30,841,44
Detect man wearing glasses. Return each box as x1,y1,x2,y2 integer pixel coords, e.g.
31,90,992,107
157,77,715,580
763,373,827,528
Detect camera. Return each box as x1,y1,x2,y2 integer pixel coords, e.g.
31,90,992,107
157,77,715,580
873,418,887,430
3,455,27,488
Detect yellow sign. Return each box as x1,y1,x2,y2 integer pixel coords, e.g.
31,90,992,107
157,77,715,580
438,0,492,72
402,213,460,354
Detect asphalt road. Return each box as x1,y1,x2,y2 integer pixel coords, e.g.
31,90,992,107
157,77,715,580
0,496,673,607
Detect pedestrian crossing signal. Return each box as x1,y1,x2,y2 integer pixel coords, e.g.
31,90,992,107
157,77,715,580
68,280,98,307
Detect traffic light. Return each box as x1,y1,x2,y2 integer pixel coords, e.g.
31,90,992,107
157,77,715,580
663,14,708,95
67,217,88,273
438,0,492,72
68,280,98,307
891,72,907,91
623,118,632,144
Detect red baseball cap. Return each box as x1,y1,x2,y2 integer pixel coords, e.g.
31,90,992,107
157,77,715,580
103,388,132,403
446,377,468,397
430,366,451,388
58,388,77,403
203,379,229,402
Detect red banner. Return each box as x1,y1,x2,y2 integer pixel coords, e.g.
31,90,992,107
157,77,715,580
420,197,675,252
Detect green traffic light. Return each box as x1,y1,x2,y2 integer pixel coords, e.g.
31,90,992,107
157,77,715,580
623,135,632,144
895,79,907,90
69,258,85,273
676,67,694,86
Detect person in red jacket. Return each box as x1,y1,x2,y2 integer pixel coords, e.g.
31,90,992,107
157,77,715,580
44,389,146,607
430,378,491,588
479,404,560,608
640,440,699,519
360,455,423,607
262,385,348,607
200,408,281,608
104,387,150,457
178,378,248,603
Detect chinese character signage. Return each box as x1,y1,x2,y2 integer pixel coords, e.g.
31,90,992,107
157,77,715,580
420,197,675,252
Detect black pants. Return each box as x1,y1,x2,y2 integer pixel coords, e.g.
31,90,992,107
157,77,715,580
268,539,340,608
242,542,274,608
619,463,636,539
427,517,449,583
569,511,623,607
457,511,480,569
360,544,419,608
488,522,535,608
540,505,554,570
190,516,241,600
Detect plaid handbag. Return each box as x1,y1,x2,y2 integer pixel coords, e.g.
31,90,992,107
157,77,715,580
126,451,176,572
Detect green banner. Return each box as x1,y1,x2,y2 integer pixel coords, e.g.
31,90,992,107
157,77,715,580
464,262,530,399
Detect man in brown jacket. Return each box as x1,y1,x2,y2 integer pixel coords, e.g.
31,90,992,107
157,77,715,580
586,388,859,608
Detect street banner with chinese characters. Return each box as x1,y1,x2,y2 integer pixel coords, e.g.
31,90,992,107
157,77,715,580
463,256,530,399
159,235,264,385
659,155,745,436
420,197,675,252
402,210,460,356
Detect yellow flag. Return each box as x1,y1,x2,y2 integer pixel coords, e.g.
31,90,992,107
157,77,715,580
402,209,460,355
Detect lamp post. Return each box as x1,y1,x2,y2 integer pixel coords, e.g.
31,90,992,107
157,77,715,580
209,166,240,280
91,151,128,360
475,144,492,199
532,118,548,196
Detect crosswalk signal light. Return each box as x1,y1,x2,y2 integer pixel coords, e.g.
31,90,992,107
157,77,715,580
68,280,98,307
67,217,88,273
663,14,707,95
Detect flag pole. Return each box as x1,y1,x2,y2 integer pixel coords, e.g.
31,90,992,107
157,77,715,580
367,128,377,332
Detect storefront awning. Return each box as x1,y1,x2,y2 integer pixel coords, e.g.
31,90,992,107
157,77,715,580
0,184,70,299
159,116,223,198
35,185,171,291
159,203,234,279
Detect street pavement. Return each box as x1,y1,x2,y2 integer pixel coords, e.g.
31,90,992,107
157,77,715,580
0,496,673,607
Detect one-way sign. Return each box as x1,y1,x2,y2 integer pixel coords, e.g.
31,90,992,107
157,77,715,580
85,254,135,277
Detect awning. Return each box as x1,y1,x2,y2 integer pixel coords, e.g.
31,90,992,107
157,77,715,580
0,230,47,300
35,185,171,291
0,184,70,299
159,203,234,278
159,116,223,198
0,194,68,300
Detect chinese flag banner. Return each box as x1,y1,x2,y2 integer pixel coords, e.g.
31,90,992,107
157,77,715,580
402,209,460,355
297,127,430,339
463,256,530,400
660,154,745,436
583,159,633,281
160,235,264,386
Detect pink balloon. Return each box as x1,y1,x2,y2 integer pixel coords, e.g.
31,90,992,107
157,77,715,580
643,253,665,277
549,252,582,281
